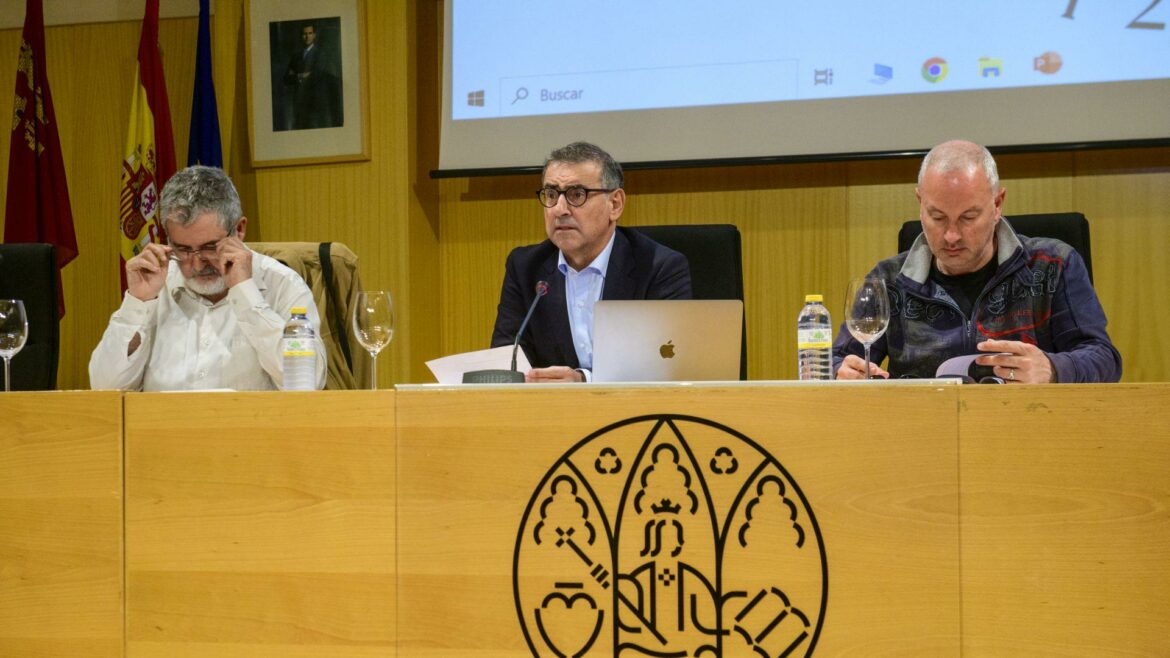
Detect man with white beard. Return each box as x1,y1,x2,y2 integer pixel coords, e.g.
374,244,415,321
89,165,325,391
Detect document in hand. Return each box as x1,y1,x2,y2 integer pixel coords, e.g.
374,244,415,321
935,352,1012,383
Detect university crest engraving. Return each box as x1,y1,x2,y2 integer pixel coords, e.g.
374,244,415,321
514,415,827,657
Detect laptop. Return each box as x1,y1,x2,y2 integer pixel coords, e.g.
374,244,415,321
591,300,743,382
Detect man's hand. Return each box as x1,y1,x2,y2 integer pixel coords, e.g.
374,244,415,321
835,354,890,380
215,236,253,289
976,340,1055,383
526,366,584,383
125,243,172,301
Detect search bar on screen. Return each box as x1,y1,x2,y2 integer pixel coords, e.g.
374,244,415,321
498,59,799,117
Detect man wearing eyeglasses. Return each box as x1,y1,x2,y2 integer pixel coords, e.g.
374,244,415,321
89,165,325,391
491,142,692,383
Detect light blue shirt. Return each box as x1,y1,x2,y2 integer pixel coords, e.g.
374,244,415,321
558,231,616,374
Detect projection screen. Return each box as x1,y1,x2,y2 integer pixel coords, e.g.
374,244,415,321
437,0,1170,175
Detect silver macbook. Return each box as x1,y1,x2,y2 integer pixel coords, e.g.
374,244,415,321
592,300,743,382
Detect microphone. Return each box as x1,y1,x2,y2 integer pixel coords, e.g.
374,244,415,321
512,280,548,371
463,280,549,384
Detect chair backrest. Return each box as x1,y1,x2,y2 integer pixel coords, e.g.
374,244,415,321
629,224,747,380
249,241,369,389
0,243,59,390
897,212,1093,283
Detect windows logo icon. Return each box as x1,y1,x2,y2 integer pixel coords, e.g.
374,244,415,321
921,57,948,83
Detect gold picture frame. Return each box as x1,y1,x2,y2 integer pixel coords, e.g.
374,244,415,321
244,0,369,167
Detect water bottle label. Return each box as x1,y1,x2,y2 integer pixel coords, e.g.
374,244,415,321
797,328,831,349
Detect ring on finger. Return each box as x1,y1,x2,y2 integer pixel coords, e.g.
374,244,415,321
1008,369,1015,381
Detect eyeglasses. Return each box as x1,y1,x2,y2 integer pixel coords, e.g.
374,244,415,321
169,244,220,261
535,186,615,208
169,221,240,261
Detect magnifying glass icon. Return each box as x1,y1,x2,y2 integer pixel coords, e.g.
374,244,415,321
511,87,529,105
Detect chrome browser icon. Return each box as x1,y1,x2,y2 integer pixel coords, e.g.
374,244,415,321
921,57,948,83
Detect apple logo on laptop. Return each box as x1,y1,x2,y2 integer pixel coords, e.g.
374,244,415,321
659,340,675,359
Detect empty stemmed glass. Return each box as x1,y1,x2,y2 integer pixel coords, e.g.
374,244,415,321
0,299,29,392
844,278,890,379
352,291,395,390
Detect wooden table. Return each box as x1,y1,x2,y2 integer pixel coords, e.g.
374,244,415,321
3,384,1168,656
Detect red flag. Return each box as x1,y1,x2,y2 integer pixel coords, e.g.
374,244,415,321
120,0,176,292
4,0,77,318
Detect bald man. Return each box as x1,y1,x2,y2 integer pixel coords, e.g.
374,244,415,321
833,140,1121,383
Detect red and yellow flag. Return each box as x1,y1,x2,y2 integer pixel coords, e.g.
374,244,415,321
119,0,176,291
4,0,77,317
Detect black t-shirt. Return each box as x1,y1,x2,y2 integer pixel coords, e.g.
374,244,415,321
930,255,998,319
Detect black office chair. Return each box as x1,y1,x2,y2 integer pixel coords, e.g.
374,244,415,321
897,212,1093,283
0,243,59,390
630,224,747,380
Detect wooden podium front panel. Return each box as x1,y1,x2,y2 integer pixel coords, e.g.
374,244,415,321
396,384,961,656
124,391,396,658
959,384,1170,655
0,391,124,658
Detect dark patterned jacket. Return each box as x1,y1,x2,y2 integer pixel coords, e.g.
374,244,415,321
832,220,1122,382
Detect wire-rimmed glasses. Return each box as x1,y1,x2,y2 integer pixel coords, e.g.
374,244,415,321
0,299,29,392
169,244,220,261
535,186,615,208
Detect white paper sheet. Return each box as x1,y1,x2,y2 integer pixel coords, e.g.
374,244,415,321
935,352,1012,378
425,346,532,384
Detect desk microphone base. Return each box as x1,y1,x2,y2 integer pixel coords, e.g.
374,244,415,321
462,369,525,384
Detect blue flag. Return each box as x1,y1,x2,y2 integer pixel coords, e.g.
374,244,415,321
187,0,222,166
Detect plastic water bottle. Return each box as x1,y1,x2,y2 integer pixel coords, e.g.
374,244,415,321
797,294,833,381
281,307,317,391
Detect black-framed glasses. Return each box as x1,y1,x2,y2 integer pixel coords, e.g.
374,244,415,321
536,186,615,208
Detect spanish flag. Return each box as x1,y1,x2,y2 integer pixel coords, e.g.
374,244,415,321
119,0,176,291
4,0,77,317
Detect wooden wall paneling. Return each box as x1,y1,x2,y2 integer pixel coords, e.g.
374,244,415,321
0,391,124,657
123,391,396,657
396,384,962,655
437,175,545,362
958,384,1170,654
1072,148,1170,383
406,0,442,384
843,157,921,286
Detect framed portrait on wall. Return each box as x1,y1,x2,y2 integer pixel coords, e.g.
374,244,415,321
245,0,369,167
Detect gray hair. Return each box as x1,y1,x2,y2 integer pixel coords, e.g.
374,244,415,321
159,165,242,232
918,140,1000,192
544,141,624,190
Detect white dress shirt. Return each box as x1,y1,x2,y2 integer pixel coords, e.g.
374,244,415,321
558,232,616,378
89,250,326,391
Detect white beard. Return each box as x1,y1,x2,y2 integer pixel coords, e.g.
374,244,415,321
185,267,227,298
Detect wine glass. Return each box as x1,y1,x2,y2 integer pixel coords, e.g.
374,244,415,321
844,278,890,380
352,291,395,390
0,299,29,392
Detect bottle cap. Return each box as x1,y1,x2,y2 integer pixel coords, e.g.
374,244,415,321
804,294,823,302
290,306,308,315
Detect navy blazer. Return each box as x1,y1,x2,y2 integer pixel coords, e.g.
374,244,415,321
491,226,692,369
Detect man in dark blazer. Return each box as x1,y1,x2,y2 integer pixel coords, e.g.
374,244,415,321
491,142,692,382
283,23,336,130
